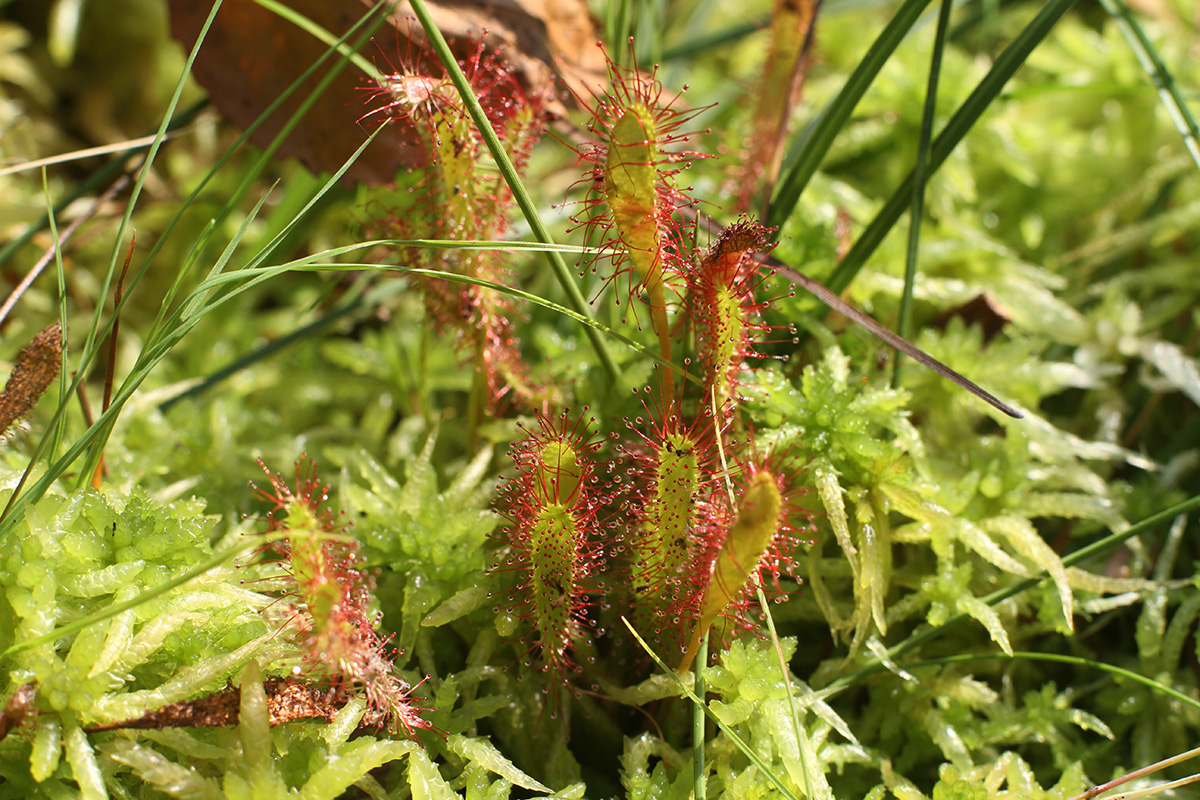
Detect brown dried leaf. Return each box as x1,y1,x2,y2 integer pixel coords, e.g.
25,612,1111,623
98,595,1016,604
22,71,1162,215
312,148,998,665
85,676,390,731
169,0,420,183
935,294,1012,344
377,0,606,104
168,0,603,184
0,684,37,742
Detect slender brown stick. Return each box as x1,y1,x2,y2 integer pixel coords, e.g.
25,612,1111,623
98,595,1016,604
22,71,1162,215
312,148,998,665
1065,745,1200,800
76,377,96,430
550,118,1021,419
90,235,136,488
760,255,1022,418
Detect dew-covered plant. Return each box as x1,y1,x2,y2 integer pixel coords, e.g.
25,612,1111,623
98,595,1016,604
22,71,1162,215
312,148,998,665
250,455,431,737
1,0,1199,798
364,35,555,417
494,410,610,693
569,46,709,400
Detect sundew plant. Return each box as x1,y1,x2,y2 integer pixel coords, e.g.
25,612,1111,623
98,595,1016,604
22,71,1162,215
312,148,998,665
1,0,1199,798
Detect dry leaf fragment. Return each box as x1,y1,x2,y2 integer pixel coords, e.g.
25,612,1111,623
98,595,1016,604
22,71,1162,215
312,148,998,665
168,0,603,183
376,0,606,105
169,0,420,184
0,684,37,742
85,676,391,731
0,323,63,438
935,294,1011,344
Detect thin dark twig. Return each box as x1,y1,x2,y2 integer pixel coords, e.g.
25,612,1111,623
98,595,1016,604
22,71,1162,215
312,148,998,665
76,378,96,430
550,113,1020,418
103,235,136,416
90,235,136,488
761,255,1022,418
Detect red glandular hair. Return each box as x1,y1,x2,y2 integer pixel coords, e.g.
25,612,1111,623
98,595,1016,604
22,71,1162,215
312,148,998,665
252,456,431,737
493,411,613,692
363,38,555,412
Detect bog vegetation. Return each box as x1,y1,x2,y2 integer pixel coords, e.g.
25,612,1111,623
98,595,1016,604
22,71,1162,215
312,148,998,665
0,0,1198,798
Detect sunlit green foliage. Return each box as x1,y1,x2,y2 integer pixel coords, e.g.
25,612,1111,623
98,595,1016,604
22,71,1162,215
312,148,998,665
1,0,1198,798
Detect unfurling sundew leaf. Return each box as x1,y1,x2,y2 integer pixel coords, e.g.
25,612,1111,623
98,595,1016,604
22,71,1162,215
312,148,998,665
689,219,776,415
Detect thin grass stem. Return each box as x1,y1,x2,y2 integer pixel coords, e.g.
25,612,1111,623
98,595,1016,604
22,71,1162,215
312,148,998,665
754,577,813,800
693,631,707,800
623,618,803,800
1099,0,1200,172
0,100,206,273
893,0,952,389
768,0,934,232
819,495,1200,699
253,0,381,80
903,651,1200,714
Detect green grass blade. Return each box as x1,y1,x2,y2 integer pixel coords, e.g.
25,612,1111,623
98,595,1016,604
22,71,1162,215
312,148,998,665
0,173,75,523
0,0,226,522
754,579,816,800
0,100,206,274
185,260,688,380
1099,0,1200,171
892,0,953,389
607,0,636,67
824,0,1078,295
46,170,70,462
146,1,390,339
819,492,1200,699
623,618,804,800
254,0,381,80
2,2,390,518
0,126,380,537
908,651,1200,713
77,0,226,377
693,631,707,800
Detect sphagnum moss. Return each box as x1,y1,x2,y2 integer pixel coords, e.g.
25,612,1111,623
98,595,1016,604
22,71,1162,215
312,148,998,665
0,3,1196,799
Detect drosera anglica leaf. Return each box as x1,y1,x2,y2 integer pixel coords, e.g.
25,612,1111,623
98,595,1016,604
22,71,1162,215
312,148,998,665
251,455,432,738
566,42,712,395
620,384,724,664
688,218,779,418
494,409,612,693
680,457,815,671
362,33,558,415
